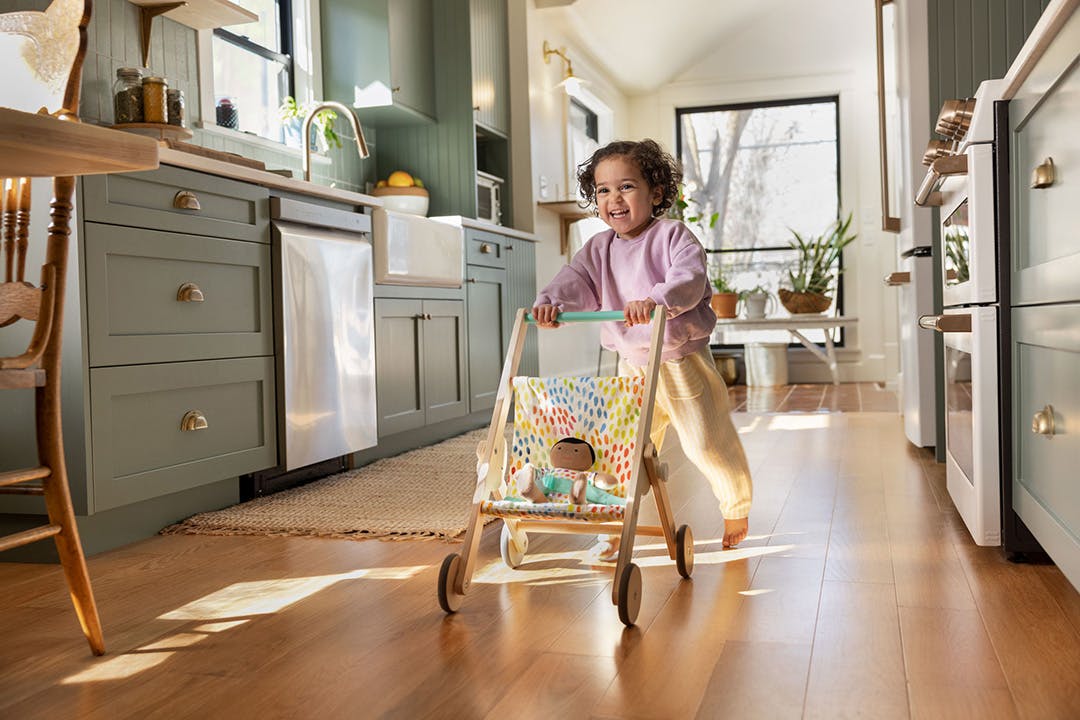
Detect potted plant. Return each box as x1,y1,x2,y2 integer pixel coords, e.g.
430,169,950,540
780,212,857,314
710,272,739,319
279,96,342,152
739,284,774,319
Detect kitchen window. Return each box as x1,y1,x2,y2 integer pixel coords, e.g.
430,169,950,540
198,0,320,146
676,96,841,345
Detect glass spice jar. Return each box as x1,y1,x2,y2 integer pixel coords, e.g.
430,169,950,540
112,67,143,124
167,88,185,127
142,76,168,124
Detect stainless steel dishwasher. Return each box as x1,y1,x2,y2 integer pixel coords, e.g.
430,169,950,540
271,197,377,471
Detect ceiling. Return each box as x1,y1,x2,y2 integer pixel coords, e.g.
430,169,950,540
537,0,788,95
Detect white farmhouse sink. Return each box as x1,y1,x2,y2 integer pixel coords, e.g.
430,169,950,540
372,207,463,287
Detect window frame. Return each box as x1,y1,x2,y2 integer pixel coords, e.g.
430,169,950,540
675,94,845,349
196,0,321,149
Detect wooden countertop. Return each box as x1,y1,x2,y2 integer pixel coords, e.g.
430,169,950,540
0,108,159,178
158,147,383,207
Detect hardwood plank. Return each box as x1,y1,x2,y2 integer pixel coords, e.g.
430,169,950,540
695,641,812,719
481,652,618,720
899,606,1009,688
726,556,825,644
804,581,909,719
907,683,1019,720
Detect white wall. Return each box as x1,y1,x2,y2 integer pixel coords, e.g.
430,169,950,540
524,0,900,383
627,0,898,382
526,4,632,376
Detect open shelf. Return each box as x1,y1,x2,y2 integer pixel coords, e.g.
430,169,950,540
128,0,257,67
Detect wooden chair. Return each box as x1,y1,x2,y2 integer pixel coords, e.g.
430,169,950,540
0,0,105,655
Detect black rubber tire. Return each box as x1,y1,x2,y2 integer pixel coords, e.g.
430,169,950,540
675,524,694,579
617,562,642,626
437,553,463,613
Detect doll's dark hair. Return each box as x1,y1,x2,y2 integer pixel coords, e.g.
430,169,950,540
554,437,595,465
575,139,682,217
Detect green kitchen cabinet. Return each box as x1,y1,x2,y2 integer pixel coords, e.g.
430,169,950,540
470,0,509,136
321,0,436,126
374,297,468,437
466,264,508,413
504,235,538,377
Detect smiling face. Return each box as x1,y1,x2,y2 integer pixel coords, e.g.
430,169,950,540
594,155,663,238
549,439,594,472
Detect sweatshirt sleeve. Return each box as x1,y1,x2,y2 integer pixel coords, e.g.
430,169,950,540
647,225,709,316
534,244,602,312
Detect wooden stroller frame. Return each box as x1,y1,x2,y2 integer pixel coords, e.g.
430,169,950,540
437,308,694,626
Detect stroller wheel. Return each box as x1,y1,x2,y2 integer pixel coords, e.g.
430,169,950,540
675,524,694,579
500,524,527,568
617,562,642,626
437,553,464,613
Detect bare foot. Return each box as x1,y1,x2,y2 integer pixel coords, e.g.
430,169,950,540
591,534,620,561
723,517,748,548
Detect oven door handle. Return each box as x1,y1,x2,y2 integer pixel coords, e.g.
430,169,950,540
918,313,972,333
883,271,911,286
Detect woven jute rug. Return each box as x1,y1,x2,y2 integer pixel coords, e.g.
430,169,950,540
162,427,493,542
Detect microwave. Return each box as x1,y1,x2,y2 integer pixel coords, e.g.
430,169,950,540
477,170,503,225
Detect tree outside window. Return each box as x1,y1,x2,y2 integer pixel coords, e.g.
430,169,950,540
676,96,841,346
213,0,293,142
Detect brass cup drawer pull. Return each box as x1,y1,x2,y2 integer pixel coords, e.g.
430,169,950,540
479,243,493,254
1030,157,1055,189
180,410,208,432
883,271,910,286
1031,404,1056,438
173,190,202,210
918,313,971,333
176,282,204,303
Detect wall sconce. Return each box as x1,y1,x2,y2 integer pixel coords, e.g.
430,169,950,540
543,40,584,96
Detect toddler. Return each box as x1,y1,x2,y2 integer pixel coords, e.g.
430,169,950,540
531,139,753,556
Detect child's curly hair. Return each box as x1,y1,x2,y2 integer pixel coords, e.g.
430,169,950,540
576,139,682,217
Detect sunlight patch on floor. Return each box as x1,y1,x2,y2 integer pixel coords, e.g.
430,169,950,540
160,565,426,620
766,413,835,430
62,652,175,684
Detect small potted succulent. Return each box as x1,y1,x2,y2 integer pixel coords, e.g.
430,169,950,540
780,212,857,314
739,284,775,319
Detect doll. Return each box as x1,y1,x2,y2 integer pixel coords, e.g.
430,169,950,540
514,437,624,505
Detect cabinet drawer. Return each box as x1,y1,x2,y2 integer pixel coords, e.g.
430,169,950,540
89,357,277,512
81,164,269,243
1012,304,1080,587
84,223,273,367
1009,9,1080,306
466,230,507,268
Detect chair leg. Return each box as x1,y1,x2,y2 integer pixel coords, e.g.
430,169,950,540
38,376,105,656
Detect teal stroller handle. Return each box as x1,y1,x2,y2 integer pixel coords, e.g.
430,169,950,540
524,310,655,324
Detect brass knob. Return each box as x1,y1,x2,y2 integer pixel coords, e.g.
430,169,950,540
1030,157,1055,189
1031,405,1055,438
173,190,202,210
479,243,493,254
467,277,477,283
176,282,204,302
180,410,208,432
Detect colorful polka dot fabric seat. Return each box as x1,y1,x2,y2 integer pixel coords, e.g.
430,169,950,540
479,376,645,522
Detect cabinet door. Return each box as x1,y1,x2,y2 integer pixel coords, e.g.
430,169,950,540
375,298,426,437
470,0,509,134
466,265,508,413
1012,303,1080,589
422,299,469,423
505,237,538,377
389,0,436,119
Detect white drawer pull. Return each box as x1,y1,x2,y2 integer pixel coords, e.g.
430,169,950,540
176,282,204,303
174,190,202,210
1031,405,1055,438
1030,157,1055,189
181,410,208,432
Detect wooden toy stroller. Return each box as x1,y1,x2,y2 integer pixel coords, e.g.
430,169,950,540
437,309,694,626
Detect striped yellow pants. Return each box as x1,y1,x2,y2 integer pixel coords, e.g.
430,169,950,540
619,345,753,519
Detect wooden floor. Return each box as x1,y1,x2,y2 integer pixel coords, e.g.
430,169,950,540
3,384,1080,719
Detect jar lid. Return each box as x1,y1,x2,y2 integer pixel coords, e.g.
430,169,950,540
166,88,183,97
143,76,167,84
116,67,142,78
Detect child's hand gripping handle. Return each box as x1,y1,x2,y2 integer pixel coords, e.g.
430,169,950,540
524,310,657,324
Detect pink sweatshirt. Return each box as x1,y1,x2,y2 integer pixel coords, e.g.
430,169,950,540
534,218,717,365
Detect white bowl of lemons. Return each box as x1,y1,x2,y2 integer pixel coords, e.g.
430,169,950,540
372,171,429,216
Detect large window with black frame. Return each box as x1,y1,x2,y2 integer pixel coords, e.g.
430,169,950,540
212,0,293,143
676,96,841,347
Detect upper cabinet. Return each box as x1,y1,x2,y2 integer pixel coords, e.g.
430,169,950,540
470,0,509,136
321,0,436,126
